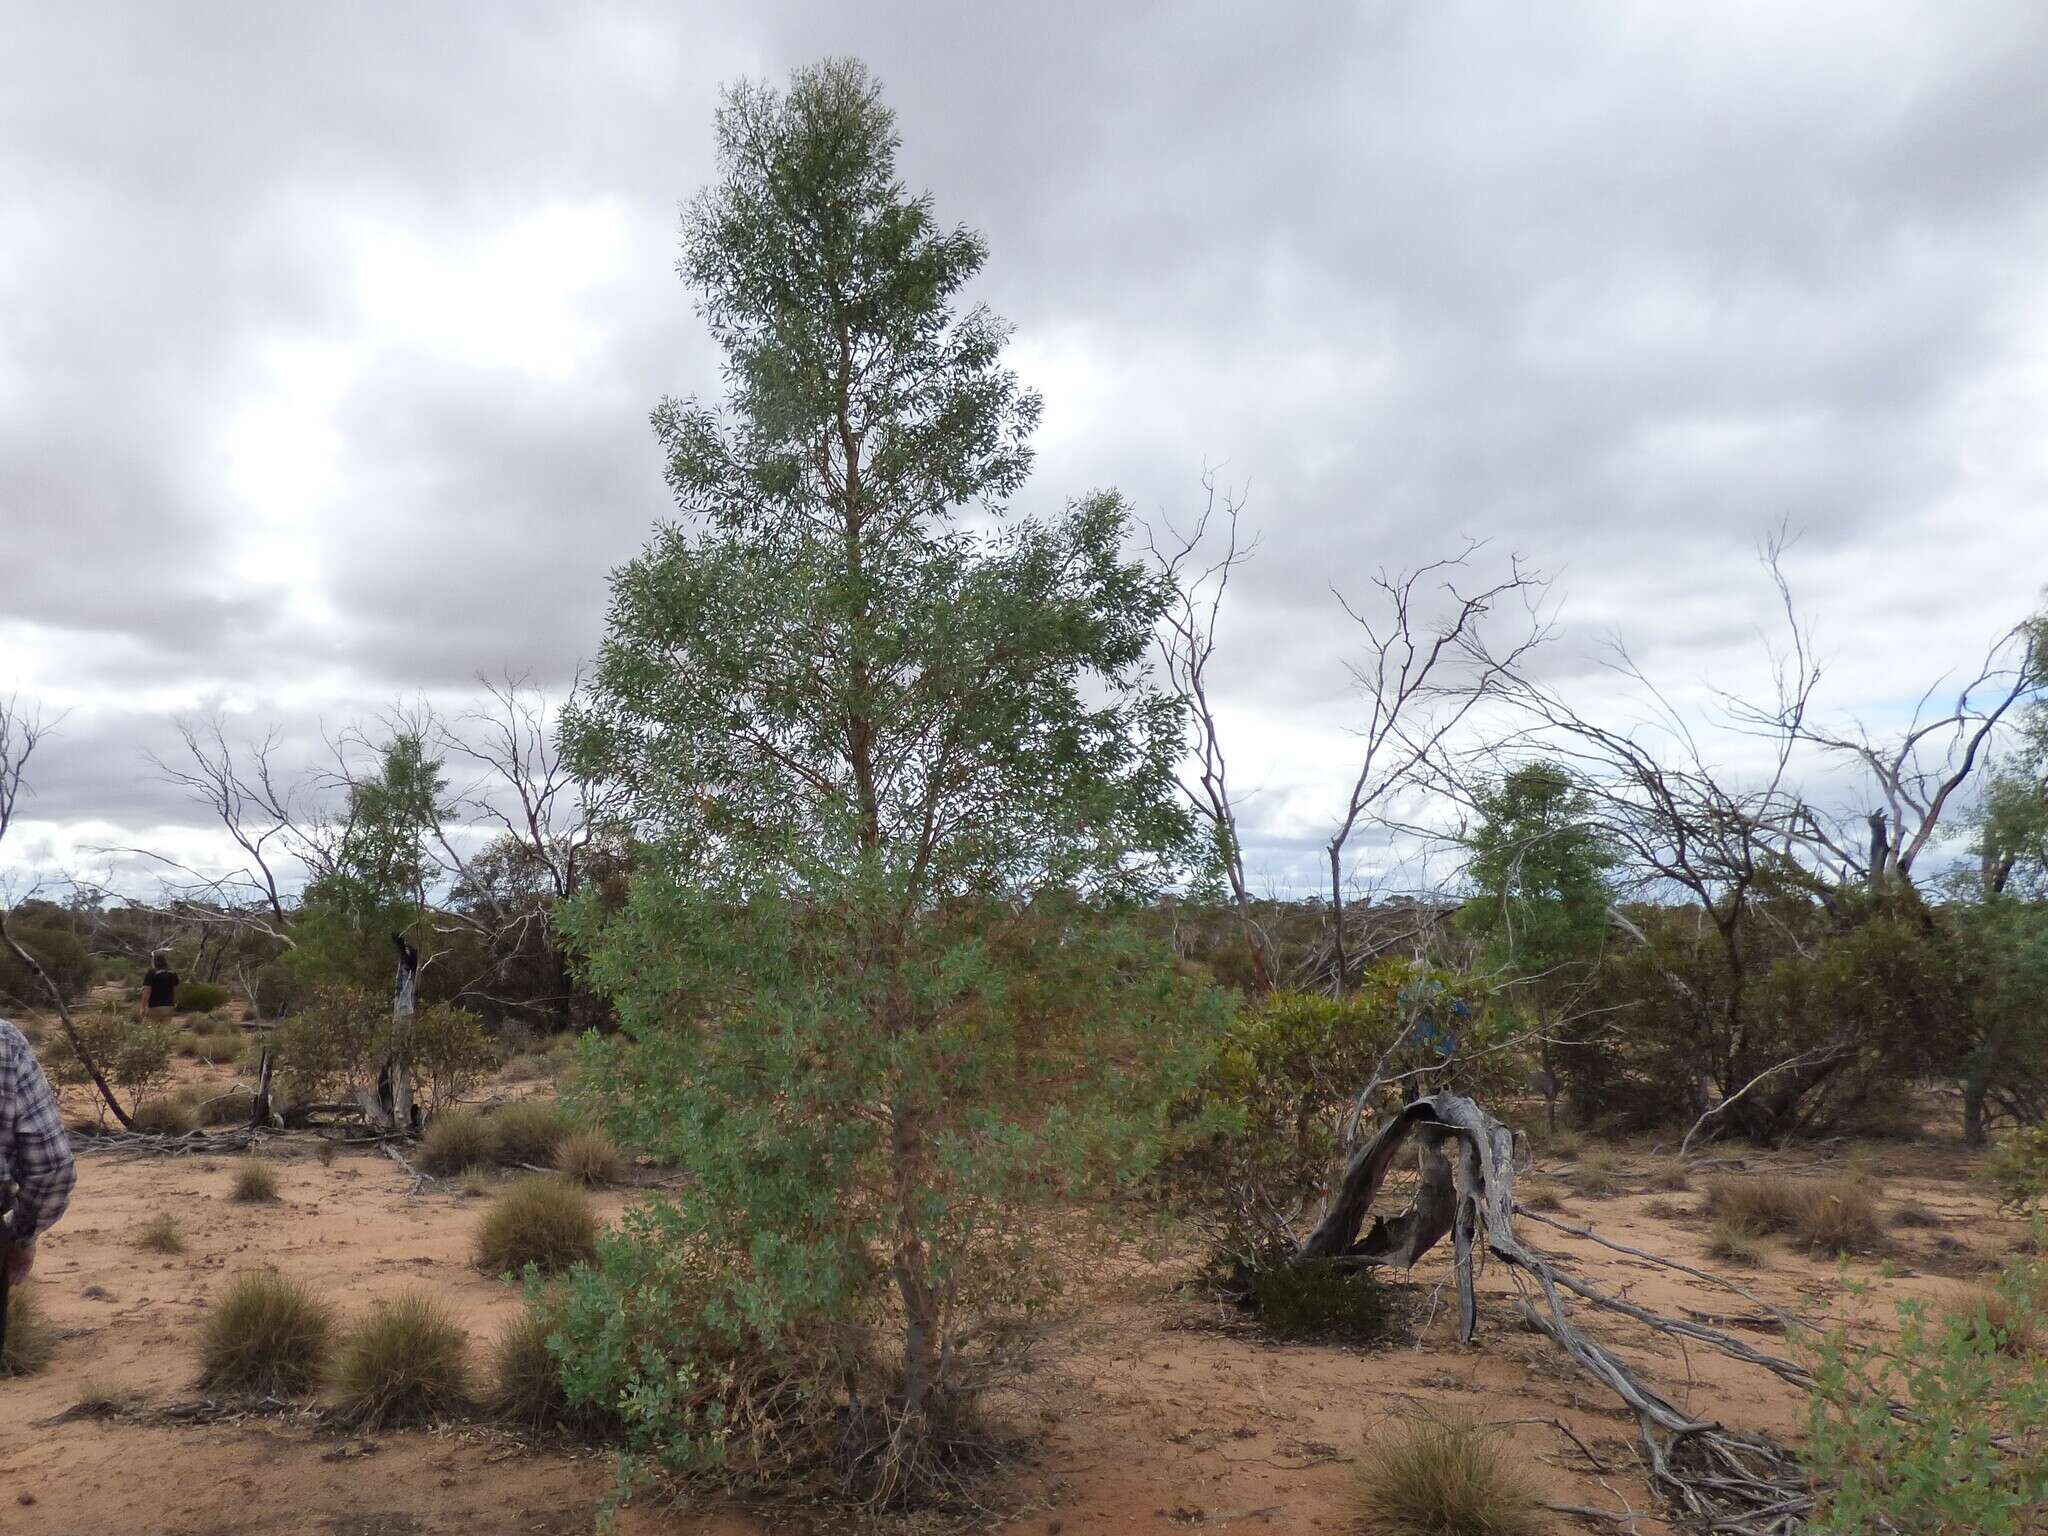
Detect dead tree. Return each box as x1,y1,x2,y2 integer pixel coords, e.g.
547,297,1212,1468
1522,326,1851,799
0,698,133,1128
1324,546,1548,993
1300,1093,1813,1531
1147,474,1271,990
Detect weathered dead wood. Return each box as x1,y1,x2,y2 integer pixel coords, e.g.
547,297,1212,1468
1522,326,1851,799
1296,1093,1813,1532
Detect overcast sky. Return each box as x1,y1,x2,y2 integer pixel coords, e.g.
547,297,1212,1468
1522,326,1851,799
4,1,2046,897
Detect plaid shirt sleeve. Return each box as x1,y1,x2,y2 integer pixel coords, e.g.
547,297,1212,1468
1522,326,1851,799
3,1020,75,1244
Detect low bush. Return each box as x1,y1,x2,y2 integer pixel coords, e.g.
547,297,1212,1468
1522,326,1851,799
501,1052,552,1084
1572,1149,1621,1197
2,1285,54,1376
1703,1175,1883,1253
331,1291,470,1429
1946,1282,2042,1358
1213,1256,1397,1344
1985,1122,2048,1210
418,1109,493,1176
1346,1412,1552,1536
488,1293,612,1433
231,1160,282,1204
488,1101,566,1168
1518,1179,1567,1213
475,1175,599,1276
1806,1260,2048,1533
176,1032,203,1058
554,1127,619,1186
175,981,233,1014
1707,1219,1766,1268
134,1213,186,1254
1645,1157,1691,1192
197,1272,334,1395
129,1096,198,1135
196,1087,256,1127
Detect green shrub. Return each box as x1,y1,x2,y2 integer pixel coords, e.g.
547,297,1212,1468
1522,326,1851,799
418,1109,493,1176
1806,1261,2048,1533
231,1160,282,1204
0,924,92,1005
271,986,493,1116
1986,1122,2048,1210
1346,1413,1552,1536
488,1101,566,1167
134,1213,186,1254
197,1272,334,1395
475,1175,599,1276
1213,1256,1396,1344
554,1127,619,1186
46,1010,175,1108
175,981,233,1014
129,1096,198,1135
331,1291,470,1429
1,1284,55,1376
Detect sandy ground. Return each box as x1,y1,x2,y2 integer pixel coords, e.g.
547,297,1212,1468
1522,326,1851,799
2,1047,2029,1536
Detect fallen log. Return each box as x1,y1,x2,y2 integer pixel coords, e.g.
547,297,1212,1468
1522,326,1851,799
1297,1093,1813,1533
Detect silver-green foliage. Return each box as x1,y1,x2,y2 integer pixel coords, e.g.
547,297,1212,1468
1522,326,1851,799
556,58,1226,1496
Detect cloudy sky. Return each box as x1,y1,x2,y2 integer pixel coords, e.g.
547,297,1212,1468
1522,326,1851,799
4,1,2045,897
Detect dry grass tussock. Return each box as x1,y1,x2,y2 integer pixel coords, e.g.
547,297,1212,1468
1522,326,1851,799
418,1108,493,1175
554,1126,619,1185
488,1100,566,1167
133,1213,185,1253
231,1159,282,1203
197,1271,334,1395
3,1284,55,1376
1572,1149,1621,1197
128,1096,197,1135
1644,1156,1691,1192
1703,1174,1883,1253
1347,1412,1554,1536
1706,1219,1766,1268
332,1290,471,1429
488,1296,612,1433
475,1174,599,1276
1946,1267,2048,1357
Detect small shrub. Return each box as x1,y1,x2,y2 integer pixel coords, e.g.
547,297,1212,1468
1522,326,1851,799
1705,1175,1882,1252
501,1052,552,1084
192,1033,239,1066
1707,1219,1766,1268
418,1108,493,1176
488,1295,611,1432
1573,1149,1621,1197
331,1291,470,1429
176,1032,203,1058
1346,1412,1552,1536
1645,1157,1691,1192
1946,1282,2042,1357
175,981,233,1014
476,1175,600,1276
1519,1179,1567,1213
1890,1201,1943,1230
1806,1259,2048,1532
1214,1256,1396,1344
2,1285,55,1376
231,1160,282,1204
1984,1122,2048,1209
197,1271,334,1395
554,1127,619,1186
134,1213,186,1254
196,1087,256,1127
130,1096,198,1135
489,1100,567,1167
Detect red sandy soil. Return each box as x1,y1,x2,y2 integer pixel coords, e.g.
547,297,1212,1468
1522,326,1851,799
2,1042,2028,1536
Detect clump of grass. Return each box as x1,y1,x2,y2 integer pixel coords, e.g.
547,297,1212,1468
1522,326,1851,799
1890,1201,1943,1230
196,1087,256,1127
331,1291,470,1429
1543,1130,1585,1162
1215,1256,1397,1345
500,1053,551,1084
554,1127,619,1186
1703,1174,1883,1253
2,1285,55,1376
1645,1157,1691,1192
1519,1179,1568,1213
488,1100,567,1168
1642,1197,1690,1221
231,1159,282,1204
72,1378,137,1416
316,1138,339,1167
487,1295,609,1432
475,1175,599,1276
458,1169,491,1199
1706,1219,1766,1268
1347,1412,1553,1536
1946,1280,2042,1357
176,1031,203,1058
1573,1149,1621,1197
196,1271,334,1395
418,1108,493,1176
134,1213,186,1254
129,1096,198,1135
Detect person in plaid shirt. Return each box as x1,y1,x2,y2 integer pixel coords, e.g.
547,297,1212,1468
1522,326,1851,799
2,1017,75,1285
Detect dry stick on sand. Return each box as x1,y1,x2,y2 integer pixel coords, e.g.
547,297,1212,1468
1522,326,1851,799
1299,1093,1814,1533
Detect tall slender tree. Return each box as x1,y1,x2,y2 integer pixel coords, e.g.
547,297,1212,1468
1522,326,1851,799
562,60,1221,1493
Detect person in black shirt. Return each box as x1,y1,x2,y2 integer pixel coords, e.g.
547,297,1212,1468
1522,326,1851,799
141,951,178,1017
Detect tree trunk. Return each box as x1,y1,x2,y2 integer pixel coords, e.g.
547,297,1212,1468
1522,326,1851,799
386,933,418,1134
888,1098,943,1421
